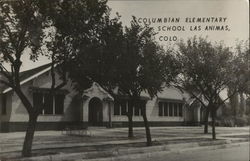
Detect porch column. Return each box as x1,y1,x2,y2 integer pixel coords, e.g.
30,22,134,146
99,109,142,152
108,101,112,128
103,97,113,128
195,106,201,125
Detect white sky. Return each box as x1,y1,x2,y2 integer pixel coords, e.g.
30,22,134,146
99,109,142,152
19,0,249,71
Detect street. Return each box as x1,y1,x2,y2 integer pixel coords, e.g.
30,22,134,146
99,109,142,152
128,143,249,161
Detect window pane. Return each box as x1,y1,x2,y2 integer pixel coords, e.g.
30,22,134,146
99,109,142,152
134,105,140,116
128,100,133,115
134,100,144,116
33,93,43,114
179,103,183,116
114,100,120,115
169,103,173,116
55,94,65,114
140,100,146,116
174,103,178,116
121,100,127,115
1,94,7,115
158,102,163,116
164,102,168,116
44,93,53,114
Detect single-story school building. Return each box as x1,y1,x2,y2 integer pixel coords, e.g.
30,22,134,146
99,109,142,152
0,64,205,132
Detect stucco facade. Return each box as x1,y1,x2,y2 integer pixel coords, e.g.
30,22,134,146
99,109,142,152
0,65,202,132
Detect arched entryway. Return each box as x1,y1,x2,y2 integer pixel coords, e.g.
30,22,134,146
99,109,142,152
88,97,103,126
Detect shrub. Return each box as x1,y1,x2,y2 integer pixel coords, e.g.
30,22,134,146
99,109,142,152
216,115,250,127
216,117,234,127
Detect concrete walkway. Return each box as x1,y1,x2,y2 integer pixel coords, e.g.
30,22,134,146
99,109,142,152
0,126,249,161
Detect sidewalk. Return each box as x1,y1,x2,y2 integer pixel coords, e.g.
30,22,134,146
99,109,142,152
0,126,249,161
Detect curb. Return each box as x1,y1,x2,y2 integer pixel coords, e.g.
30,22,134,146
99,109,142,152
78,142,249,161
17,138,249,161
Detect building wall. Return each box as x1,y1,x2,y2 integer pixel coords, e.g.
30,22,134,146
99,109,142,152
0,70,82,132
0,70,199,132
109,87,195,127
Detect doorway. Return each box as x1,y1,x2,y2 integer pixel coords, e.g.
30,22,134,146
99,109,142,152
88,97,103,126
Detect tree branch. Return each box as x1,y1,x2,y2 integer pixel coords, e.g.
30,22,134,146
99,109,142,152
0,79,13,88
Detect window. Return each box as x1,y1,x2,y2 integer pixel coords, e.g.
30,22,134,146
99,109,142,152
121,100,127,115
44,93,53,114
114,99,144,116
55,94,65,114
174,104,178,116
114,100,127,116
158,101,183,117
1,94,7,115
178,103,183,116
33,92,65,115
135,100,145,116
33,93,43,114
164,102,169,116
114,101,120,115
169,103,173,116
159,102,163,116
134,106,140,116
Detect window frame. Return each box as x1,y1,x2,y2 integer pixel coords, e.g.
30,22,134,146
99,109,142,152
33,91,65,115
158,100,184,117
114,99,145,116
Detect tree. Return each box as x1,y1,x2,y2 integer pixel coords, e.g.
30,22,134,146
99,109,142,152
56,14,174,146
0,0,109,157
114,17,176,145
39,0,113,91
233,40,250,116
0,0,53,157
175,37,241,139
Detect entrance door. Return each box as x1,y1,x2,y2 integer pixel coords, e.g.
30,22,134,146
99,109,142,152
88,97,103,126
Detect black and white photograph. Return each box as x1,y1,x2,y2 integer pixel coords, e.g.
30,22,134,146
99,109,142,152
0,0,249,160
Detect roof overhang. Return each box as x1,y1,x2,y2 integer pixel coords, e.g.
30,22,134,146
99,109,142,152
2,66,52,94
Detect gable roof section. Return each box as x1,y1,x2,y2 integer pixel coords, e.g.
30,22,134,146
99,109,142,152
83,82,114,101
2,63,52,93
19,63,52,82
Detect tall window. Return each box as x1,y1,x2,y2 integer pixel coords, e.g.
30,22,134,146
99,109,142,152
164,102,169,116
158,101,183,117
55,94,65,114
33,91,65,115
114,100,127,116
169,103,173,116
174,103,178,116
178,103,183,116
114,99,145,116
1,94,7,115
44,93,53,114
159,102,163,116
121,100,127,115
114,101,120,115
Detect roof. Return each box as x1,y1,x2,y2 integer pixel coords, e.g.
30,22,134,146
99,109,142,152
19,63,52,82
83,82,114,101
112,87,150,100
1,63,52,93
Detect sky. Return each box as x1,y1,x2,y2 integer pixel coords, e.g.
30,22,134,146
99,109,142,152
108,0,249,47
18,0,249,71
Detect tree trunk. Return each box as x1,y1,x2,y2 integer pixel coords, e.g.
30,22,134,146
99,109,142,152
229,90,239,117
127,101,134,138
204,108,210,134
211,108,216,140
128,113,134,138
142,105,152,146
22,115,38,157
239,92,246,116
